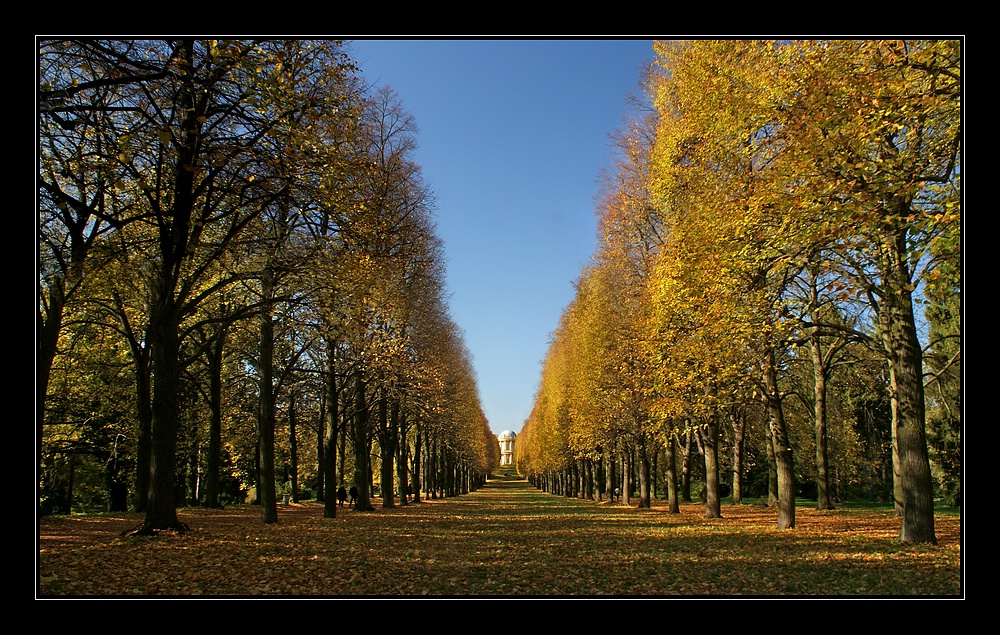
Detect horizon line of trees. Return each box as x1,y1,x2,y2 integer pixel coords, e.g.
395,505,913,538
517,39,961,545
38,39,499,534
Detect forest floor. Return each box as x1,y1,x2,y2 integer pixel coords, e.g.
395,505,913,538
37,478,962,598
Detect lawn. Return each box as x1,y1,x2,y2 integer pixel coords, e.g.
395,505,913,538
37,478,962,597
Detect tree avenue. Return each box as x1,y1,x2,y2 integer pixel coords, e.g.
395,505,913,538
39,39,959,552
520,39,959,545
38,39,497,532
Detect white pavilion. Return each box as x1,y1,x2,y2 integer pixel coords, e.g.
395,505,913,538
498,430,516,466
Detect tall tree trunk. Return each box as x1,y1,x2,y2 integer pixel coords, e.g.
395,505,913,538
257,272,278,524
879,227,936,544
411,418,422,503
765,423,778,507
764,349,795,529
637,433,651,509
664,430,679,513
143,281,185,532
702,414,721,519
596,454,605,501
378,390,396,508
585,458,595,501
322,341,339,518
316,392,325,503
352,371,375,511
443,449,452,497
604,446,614,502
622,445,631,506
204,323,226,509
396,407,409,506
730,407,745,506
427,433,437,499
679,428,693,502
694,427,707,503
651,444,659,500
810,331,834,511
338,398,348,489
288,391,299,503
133,368,153,513
139,39,198,534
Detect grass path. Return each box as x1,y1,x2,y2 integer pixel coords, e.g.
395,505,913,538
38,478,961,597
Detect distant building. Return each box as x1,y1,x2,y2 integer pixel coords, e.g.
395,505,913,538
498,430,516,467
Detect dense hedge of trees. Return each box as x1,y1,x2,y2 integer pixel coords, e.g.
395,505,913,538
38,39,498,532
517,40,960,544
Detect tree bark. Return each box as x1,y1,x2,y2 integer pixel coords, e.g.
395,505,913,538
257,273,279,524
679,429,693,502
396,407,409,506
316,394,325,503
322,340,339,519
622,445,631,506
702,416,722,519
352,371,375,511
810,331,835,511
136,39,203,535
879,227,936,544
765,423,778,507
411,418,422,503
378,390,397,508
637,433,651,509
288,391,299,503
427,433,437,499
203,322,226,509
143,279,185,532
764,349,795,529
604,446,614,503
664,430,679,513
729,407,745,506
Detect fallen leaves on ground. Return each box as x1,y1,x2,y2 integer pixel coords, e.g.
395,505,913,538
37,480,961,597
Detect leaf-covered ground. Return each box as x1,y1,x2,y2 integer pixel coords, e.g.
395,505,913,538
37,479,962,598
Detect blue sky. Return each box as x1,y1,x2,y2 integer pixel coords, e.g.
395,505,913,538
348,39,656,436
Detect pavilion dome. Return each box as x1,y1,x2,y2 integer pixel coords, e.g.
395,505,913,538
498,429,516,440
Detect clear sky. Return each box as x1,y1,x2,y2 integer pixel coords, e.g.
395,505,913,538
347,38,656,437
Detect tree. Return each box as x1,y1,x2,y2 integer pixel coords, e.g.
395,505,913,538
39,39,363,533
39,40,495,528
648,40,812,526
778,40,960,543
38,39,153,488
643,39,959,540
